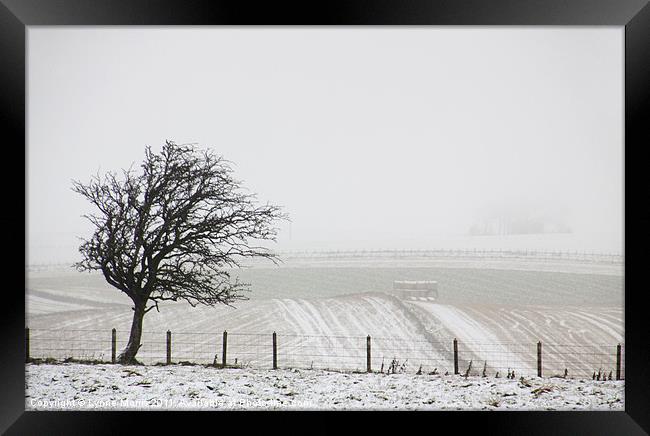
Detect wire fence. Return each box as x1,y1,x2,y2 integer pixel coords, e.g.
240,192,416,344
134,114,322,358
25,327,625,380
275,249,624,265
26,249,623,272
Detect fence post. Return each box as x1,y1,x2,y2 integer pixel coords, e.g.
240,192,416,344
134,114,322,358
222,330,228,368
272,332,277,370
111,328,116,363
166,330,172,365
366,335,372,373
453,338,459,375
616,344,621,380
25,327,30,363
537,341,542,377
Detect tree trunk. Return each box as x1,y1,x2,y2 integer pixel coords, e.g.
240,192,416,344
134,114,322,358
118,302,146,364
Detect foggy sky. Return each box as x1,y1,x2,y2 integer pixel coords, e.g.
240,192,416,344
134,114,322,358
27,27,623,264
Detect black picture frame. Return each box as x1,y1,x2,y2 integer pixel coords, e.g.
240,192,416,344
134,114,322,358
2,0,648,434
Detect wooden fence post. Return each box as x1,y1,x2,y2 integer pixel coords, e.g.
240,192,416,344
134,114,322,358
111,328,116,363
272,332,277,370
366,335,372,373
537,341,542,377
166,330,172,365
616,344,621,380
25,327,30,363
453,338,459,375
222,330,228,368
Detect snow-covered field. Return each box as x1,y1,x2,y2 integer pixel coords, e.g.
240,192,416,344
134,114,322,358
25,363,624,411
25,257,624,381
27,260,623,311
25,291,623,378
408,302,624,378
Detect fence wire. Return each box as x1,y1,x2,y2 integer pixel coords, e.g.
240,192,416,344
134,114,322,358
26,328,624,380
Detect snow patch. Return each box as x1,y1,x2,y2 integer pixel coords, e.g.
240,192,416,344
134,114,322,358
25,363,624,411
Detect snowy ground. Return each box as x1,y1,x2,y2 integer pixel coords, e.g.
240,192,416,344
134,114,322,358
25,363,624,411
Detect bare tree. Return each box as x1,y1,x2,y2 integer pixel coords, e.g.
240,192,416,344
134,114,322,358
72,141,286,364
